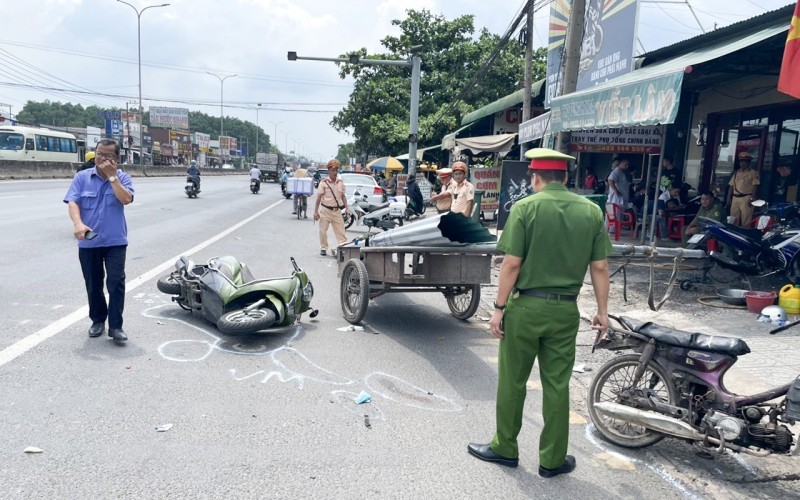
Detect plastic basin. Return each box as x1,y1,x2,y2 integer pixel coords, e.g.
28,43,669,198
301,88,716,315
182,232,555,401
744,291,777,314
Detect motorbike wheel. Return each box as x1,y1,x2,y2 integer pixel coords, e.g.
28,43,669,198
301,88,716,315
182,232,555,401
217,307,277,335
156,275,182,295
588,354,676,448
393,216,404,227
446,285,480,320
340,259,369,324
344,213,356,229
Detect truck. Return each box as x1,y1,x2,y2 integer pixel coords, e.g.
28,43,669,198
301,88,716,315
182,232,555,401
257,152,281,182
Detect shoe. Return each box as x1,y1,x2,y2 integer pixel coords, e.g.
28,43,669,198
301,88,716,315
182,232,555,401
467,443,518,468
88,322,105,338
320,250,327,256
292,211,297,215
538,455,576,478
108,328,128,342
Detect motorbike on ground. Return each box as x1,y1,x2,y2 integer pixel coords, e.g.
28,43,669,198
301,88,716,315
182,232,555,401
185,176,199,198
250,178,261,194
687,201,800,282
589,315,800,457
157,256,317,335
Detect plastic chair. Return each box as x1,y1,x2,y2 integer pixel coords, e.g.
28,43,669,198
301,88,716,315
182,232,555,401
667,216,686,240
605,203,635,241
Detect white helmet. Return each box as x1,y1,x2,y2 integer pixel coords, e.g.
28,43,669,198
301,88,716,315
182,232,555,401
760,305,787,323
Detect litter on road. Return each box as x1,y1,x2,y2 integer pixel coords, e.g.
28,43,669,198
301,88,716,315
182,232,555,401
355,391,372,404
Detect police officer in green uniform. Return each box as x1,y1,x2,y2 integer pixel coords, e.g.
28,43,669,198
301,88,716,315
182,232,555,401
468,148,612,477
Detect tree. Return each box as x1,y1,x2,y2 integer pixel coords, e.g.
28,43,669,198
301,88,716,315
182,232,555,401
331,9,545,158
336,142,356,165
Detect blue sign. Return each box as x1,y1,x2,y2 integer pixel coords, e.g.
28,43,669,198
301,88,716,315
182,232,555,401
105,119,123,141
241,144,248,157
98,111,121,120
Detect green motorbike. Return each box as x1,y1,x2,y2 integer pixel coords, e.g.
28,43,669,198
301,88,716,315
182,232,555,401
157,255,317,335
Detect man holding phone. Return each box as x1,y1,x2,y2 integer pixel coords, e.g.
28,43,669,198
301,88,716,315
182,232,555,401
64,139,134,342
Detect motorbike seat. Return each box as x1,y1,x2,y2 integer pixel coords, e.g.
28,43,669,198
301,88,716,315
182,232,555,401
619,316,751,356
212,256,246,286
725,224,763,242
368,203,389,212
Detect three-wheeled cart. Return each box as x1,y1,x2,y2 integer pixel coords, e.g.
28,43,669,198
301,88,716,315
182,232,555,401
337,243,496,324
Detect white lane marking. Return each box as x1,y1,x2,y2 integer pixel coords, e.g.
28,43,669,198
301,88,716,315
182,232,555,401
0,198,284,369
0,195,24,199
52,305,64,310
20,320,31,325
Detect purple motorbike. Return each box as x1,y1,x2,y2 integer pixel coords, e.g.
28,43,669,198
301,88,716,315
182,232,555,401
588,315,800,457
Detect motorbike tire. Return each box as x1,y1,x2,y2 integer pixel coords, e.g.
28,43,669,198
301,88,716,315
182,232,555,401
446,285,480,320
340,259,369,324
588,354,677,448
284,192,292,200
217,307,277,335
344,213,356,229
393,216,404,227
156,275,182,295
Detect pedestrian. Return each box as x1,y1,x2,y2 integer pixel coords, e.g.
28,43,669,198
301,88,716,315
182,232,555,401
449,161,475,217
313,159,350,256
727,151,760,226
63,139,135,342
468,148,611,478
607,157,631,208
78,151,95,172
429,168,455,213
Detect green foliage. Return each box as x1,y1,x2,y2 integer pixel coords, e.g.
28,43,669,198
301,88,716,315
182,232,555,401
331,9,546,158
16,101,273,158
336,142,356,165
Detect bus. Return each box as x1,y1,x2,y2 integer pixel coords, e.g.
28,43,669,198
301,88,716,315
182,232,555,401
0,125,79,162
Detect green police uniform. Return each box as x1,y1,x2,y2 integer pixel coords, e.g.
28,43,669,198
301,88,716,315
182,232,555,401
490,182,612,468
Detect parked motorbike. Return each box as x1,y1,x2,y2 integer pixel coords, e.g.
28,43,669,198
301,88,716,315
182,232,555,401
157,255,317,335
589,315,800,457
403,175,426,220
346,191,405,231
185,176,199,198
250,178,261,194
687,201,800,281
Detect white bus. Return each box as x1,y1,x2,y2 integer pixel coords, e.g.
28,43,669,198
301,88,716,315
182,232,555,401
0,125,79,162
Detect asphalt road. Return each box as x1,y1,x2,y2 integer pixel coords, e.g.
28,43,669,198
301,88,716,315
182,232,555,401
0,175,762,498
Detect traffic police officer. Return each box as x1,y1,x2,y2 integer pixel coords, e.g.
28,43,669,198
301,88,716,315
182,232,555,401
468,148,612,477
726,151,760,226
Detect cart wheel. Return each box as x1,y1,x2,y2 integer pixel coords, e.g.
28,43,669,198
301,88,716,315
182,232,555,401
446,285,481,320
680,279,693,291
341,259,369,324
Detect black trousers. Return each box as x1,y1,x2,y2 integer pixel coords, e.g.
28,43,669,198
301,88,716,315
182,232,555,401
78,246,127,329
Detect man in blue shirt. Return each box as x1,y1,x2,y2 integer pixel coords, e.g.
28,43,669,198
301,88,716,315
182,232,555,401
64,139,135,342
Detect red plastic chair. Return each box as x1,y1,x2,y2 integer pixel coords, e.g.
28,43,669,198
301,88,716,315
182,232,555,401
605,203,635,241
667,216,686,240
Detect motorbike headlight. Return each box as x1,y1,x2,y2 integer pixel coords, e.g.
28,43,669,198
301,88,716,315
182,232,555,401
302,281,314,302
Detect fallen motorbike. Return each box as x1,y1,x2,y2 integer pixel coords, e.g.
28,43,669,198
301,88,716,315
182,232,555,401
185,176,199,198
250,178,261,194
687,201,800,282
157,255,317,335
589,315,800,457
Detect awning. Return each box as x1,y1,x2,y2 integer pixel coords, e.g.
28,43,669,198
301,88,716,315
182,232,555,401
396,144,442,160
549,22,788,133
442,122,477,150
461,79,545,127
455,133,517,155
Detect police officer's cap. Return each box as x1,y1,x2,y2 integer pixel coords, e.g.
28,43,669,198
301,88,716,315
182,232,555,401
524,148,575,171
325,159,341,169
738,151,753,160
437,168,453,177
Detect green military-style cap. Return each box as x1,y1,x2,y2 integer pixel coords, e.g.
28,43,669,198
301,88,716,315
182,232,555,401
524,147,575,171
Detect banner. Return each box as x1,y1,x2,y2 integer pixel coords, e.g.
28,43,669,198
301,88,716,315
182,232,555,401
498,161,534,230
519,112,552,143
545,0,640,108
194,132,210,152
149,106,189,130
778,1,800,98
86,126,102,149
471,167,501,212
569,125,662,154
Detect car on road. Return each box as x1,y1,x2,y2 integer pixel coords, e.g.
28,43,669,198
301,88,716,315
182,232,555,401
340,173,386,206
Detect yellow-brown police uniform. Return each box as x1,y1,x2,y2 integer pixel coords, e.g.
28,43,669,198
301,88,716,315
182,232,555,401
490,150,612,469
317,176,347,252
728,156,759,226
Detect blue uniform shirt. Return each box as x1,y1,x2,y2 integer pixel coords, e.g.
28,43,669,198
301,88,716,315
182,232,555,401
63,167,135,248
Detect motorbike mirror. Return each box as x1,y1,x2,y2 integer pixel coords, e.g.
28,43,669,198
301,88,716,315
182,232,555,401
751,199,767,207
290,256,299,271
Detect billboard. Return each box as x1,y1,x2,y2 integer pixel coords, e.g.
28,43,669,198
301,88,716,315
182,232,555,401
569,125,662,154
86,126,102,149
194,132,210,152
150,106,189,130
545,0,639,108
471,167,501,212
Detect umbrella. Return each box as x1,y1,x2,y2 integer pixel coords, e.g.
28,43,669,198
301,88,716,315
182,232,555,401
367,156,404,171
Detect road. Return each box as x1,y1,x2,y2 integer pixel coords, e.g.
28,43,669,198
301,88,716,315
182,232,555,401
0,175,782,498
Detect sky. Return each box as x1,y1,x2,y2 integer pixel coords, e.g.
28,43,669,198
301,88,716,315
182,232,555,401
0,0,794,161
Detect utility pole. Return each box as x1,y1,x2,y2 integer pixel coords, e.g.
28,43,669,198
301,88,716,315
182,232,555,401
555,0,585,152
519,0,535,160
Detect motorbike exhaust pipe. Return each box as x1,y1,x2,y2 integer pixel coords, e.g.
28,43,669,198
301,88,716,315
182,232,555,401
309,309,319,318
593,402,772,457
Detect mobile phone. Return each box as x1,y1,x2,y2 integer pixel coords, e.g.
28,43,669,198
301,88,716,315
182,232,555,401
85,230,98,240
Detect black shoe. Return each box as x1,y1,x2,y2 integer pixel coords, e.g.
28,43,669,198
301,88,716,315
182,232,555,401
320,250,326,256
467,443,518,468
108,328,128,342
88,322,105,338
539,455,576,478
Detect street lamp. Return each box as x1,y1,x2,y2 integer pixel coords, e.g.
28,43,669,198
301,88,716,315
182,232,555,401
206,72,237,139
281,130,290,157
117,1,170,174
287,46,422,175
266,120,283,151
255,103,262,156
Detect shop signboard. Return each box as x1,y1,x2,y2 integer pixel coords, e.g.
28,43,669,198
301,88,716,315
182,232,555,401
86,126,102,149
545,0,640,108
219,136,231,152
569,125,662,154
229,138,237,155
472,167,501,212
150,106,189,130
105,119,123,142
194,132,210,152
519,112,552,143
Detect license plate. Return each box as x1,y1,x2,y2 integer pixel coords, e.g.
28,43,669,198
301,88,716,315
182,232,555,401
687,233,704,244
